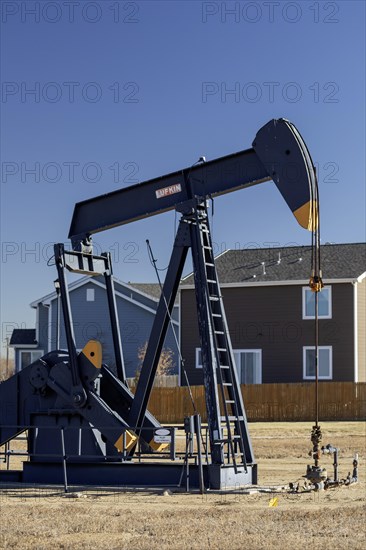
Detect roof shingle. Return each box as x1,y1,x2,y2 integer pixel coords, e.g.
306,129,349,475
9,329,37,346
127,283,162,300
181,243,366,285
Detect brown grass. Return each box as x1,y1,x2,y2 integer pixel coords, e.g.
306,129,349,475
1,422,365,550
0,358,14,382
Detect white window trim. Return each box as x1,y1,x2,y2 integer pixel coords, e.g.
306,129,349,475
195,347,262,383
19,349,44,372
302,285,332,319
195,347,203,368
303,346,333,380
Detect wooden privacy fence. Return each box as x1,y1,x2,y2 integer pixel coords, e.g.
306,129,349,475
145,382,366,423
127,375,179,388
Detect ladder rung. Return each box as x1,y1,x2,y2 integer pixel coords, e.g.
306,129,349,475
215,330,224,335
225,400,235,404
220,365,230,369
221,416,243,421
217,348,227,352
205,262,215,267
207,279,217,284
212,313,222,317
223,382,232,386
203,246,212,250
209,296,220,301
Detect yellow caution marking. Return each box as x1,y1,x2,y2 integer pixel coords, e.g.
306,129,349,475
269,497,279,507
114,431,138,452
149,438,169,452
81,340,102,369
293,200,318,231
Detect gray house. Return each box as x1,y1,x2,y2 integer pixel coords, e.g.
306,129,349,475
180,243,366,385
10,277,179,377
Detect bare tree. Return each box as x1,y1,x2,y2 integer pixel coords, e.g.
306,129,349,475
134,342,175,385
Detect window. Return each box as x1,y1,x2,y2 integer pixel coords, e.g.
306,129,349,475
86,288,95,302
303,346,332,380
302,286,332,319
233,350,262,384
195,348,262,384
20,350,43,370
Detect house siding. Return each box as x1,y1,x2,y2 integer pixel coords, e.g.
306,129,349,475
110,281,156,310
180,282,355,385
37,304,49,352
47,282,179,378
357,278,366,382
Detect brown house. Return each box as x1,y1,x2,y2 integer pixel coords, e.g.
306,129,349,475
179,243,366,385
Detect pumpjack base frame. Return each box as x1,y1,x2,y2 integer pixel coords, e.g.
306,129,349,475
0,462,257,490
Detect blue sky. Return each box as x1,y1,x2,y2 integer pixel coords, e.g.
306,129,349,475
1,0,365,353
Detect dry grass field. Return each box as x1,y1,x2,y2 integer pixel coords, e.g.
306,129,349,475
0,421,365,550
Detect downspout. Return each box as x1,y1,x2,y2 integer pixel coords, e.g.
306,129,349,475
353,282,358,383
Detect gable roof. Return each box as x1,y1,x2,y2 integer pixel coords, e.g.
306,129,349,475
29,276,179,324
181,243,366,286
31,276,179,309
30,276,162,308
10,329,37,347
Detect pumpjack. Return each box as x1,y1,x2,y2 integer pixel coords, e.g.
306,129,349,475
0,119,318,489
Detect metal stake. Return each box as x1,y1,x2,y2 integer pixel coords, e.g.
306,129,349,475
60,427,69,493
194,414,205,494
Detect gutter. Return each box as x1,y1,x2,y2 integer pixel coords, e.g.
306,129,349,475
180,277,365,290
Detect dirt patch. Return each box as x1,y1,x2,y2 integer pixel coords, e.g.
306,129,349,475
0,422,365,549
